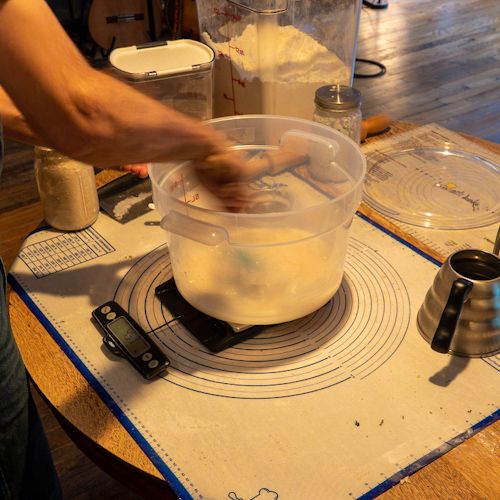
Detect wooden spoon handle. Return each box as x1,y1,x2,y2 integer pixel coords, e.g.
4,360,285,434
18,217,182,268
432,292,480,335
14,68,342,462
201,149,309,182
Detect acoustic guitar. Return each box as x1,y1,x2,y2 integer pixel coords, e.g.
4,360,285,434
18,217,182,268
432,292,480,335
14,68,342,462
87,0,164,51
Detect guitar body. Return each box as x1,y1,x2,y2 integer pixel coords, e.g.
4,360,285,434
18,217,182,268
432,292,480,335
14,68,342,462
88,0,163,50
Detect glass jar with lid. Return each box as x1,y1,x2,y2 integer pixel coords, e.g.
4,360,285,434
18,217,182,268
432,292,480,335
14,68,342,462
34,147,99,231
313,85,362,143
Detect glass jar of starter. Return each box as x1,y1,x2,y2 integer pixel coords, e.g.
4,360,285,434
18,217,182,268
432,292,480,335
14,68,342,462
313,85,362,143
34,147,99,231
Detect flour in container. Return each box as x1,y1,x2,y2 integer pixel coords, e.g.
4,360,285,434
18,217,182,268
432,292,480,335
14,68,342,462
202,22,351,119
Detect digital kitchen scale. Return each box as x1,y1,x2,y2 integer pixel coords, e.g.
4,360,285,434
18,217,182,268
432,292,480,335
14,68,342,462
154,279,268,352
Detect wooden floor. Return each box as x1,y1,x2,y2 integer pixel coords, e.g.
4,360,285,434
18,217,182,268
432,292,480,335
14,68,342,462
355,0,500,143
1,0,499,498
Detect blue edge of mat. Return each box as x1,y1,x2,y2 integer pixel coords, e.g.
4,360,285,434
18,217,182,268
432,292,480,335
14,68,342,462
7,214,499,500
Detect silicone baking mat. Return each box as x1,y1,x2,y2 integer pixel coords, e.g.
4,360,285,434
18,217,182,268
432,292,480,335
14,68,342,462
9,210,499,499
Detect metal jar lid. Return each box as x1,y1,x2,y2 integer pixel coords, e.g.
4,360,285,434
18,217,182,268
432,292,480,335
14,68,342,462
315,85,362,111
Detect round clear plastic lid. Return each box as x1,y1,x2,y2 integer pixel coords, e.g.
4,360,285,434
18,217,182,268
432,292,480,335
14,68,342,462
363,147,500,229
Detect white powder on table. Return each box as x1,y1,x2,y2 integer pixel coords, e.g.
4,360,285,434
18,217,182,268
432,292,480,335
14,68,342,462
112,191,151,221
203,23,351,119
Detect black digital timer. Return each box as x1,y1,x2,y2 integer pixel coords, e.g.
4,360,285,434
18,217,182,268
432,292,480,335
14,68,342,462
92,301,170,379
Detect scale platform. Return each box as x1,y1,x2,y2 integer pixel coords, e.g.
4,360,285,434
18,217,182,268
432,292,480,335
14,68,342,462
154,278,266,352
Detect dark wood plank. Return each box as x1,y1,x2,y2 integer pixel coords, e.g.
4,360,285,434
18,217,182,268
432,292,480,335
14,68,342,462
355,0,500,140
0,143,38,212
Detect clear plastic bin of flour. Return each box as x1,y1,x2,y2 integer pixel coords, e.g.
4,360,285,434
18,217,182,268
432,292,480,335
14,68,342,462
196,0,361,120
109,39,214,120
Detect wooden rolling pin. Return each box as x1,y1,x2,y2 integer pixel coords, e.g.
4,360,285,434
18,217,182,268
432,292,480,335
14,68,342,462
360,114,392,142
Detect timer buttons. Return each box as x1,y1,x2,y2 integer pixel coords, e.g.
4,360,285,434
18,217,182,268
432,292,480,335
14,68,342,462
101,305,111,314
106,312,117,320
148,360,159,369
142,352,153,362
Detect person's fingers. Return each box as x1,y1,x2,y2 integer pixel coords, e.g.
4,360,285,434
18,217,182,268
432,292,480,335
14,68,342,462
190,150,253,212
193,165,250,213
192,150,250,184
122,163,149,178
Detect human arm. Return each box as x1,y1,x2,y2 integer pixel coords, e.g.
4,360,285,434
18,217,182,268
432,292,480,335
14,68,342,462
0,0,234,168
0,86,44,145
0,85,150,179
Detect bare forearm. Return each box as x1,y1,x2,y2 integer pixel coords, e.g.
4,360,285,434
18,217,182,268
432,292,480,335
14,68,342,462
0,86,44,145
0,0,225,167
52,69,225,167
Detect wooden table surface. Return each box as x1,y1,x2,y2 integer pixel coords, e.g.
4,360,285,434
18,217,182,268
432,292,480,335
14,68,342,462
8,123,500,499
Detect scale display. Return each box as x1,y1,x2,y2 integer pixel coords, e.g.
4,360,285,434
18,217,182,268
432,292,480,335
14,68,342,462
108,316,150,357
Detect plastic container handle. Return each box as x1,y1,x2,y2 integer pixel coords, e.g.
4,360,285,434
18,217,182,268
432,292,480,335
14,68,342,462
431,278,473,354
160,211,228,246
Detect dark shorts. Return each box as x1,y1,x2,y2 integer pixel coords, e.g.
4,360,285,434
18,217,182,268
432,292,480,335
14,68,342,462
0,260,61,500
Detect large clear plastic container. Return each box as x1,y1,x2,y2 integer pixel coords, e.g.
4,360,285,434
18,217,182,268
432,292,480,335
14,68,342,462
149,115,366,325
196,0,362,119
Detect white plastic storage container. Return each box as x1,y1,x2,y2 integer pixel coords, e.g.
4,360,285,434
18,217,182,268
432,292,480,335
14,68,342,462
109,39,215,120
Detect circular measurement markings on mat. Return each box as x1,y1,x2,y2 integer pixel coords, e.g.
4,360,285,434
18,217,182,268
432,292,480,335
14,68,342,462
363,148,500,229
114,240,410,399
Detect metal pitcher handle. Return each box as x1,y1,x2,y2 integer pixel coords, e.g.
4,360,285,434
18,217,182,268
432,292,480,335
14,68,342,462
431,278,473,353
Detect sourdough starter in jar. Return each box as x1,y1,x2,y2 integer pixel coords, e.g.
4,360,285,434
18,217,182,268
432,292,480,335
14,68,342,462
34,147,99,231
313,85,362,143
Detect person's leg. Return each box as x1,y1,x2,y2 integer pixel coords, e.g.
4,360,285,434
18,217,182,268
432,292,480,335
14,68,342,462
0,260,62,499
19,391,63,500
0,272,29,499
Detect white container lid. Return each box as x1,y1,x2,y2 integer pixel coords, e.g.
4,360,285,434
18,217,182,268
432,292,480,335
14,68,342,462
109,39,214,81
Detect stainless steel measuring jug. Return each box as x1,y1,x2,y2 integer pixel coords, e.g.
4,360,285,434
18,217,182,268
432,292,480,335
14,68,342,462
417,248,500,357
